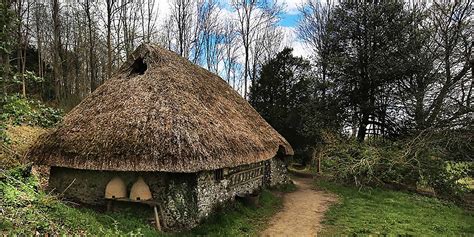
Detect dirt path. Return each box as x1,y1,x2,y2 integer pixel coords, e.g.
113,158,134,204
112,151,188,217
261,177,338,237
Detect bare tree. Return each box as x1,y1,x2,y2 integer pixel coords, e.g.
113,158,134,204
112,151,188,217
160,15,175,51
15,0,32,97
250,21,283,82
297,0,333,93
170,0,194,58
106,0,117,80
196,0,221,69
231,0,282,98
222,21,240,90
52,0,62,101
82,0,97,92
398,1,474,130
140,0,158,43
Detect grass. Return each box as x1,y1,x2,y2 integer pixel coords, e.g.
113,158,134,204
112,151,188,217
0,166,283,236
183,189,282,236
0,125,47,169
316,180,474,236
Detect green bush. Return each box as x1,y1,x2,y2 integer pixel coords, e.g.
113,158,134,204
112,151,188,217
1,94,62,128
316,132,471,199
0,122,9,144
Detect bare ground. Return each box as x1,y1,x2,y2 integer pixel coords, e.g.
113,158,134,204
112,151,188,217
261,177,338,237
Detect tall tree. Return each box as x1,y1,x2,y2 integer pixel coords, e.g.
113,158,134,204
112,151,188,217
106,0,117,80
249,48,311,148
0,1,16,95
221,21,240,90
170,0,194,58
83,0,97,92
231,0,281,98
326,1,416,141
395,1,473,132
52,0,62,101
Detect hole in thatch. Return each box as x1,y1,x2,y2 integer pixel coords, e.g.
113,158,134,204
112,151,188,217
129,57,147,76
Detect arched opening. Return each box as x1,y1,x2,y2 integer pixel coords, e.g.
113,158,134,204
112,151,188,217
129,57,147,76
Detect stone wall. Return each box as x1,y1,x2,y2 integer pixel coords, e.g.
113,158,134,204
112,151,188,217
48,167,198,230
48,157,291,231
195,170,263,219
159,173,199,230
268,157,290,186
195,158,289,219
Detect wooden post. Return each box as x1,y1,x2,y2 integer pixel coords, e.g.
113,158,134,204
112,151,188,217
106,200,113,212
318,156,322,174
153,205,161,231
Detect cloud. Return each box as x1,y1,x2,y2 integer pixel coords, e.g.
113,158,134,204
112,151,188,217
280,0,305,14
279,26,311,59
156,1,171,24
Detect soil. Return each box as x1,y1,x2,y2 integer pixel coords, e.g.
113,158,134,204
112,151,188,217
261,177,338,237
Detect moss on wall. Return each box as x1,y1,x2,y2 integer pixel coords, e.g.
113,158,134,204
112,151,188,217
160,173,199,230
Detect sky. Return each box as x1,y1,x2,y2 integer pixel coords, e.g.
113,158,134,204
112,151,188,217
156,0,310,58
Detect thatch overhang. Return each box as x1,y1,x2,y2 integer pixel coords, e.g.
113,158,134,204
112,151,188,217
29,44,293,173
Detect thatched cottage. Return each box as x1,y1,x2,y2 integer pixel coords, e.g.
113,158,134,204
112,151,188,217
29,44,293,230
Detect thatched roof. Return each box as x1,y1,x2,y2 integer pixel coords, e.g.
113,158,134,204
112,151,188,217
29,44,293,173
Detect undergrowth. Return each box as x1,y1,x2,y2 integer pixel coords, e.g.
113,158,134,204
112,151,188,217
0,125,47,169
1,94,62,128
316,132,472,200
316,180,474,236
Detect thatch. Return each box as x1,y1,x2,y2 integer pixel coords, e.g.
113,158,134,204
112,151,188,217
28,44,293,172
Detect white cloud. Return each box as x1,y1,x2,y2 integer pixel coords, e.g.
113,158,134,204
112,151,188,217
156,1,171,23
280,0,305,14
279,26,311,59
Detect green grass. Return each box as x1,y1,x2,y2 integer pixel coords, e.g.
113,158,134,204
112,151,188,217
317,180,474,236
183,190,282,236
1,166,283,236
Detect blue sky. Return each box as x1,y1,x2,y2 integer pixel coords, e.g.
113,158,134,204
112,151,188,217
157,0,309,57
280,13,300,27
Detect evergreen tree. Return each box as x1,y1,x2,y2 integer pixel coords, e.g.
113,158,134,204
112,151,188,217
249,48,312,150
326,1,417,141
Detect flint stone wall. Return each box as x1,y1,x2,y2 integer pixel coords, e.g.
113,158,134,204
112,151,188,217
47,156,290,231
195,157,289,219
268,157,290,186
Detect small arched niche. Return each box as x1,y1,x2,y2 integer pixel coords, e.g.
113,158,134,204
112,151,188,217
130,177,152,201
105,177,127,199
129,57,147,77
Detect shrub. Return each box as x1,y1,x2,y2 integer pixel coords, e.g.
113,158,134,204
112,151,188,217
0,94,62,128
316,132,471,200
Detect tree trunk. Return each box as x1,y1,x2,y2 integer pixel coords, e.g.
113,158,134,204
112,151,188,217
106,0,113,80
85,0,96,92
52,0,62,102
357,112,369,142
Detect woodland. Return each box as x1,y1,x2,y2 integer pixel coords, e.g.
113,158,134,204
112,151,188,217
0,0,473,235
